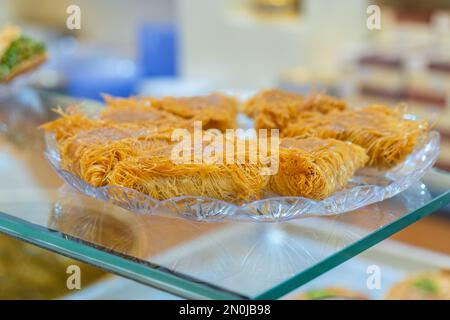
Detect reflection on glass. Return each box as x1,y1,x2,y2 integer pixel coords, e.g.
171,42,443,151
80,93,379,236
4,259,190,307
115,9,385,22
47,181,430,296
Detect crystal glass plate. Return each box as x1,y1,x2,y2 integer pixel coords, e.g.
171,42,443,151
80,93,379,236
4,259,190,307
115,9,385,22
44,129,440,222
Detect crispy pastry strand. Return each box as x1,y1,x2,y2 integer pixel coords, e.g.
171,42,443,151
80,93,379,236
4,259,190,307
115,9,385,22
270,137,368,200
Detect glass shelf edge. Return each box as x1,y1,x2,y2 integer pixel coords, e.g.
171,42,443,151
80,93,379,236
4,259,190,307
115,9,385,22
0,212,246,300
254,191,450,300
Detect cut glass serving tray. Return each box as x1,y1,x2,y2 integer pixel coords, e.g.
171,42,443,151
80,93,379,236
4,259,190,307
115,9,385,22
44,128,440,222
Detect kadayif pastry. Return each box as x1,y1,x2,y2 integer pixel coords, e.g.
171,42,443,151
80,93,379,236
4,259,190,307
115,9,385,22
283,104,428,169
108,135,270,203
242,88,347,130
105,93,238,132
270,137,368,200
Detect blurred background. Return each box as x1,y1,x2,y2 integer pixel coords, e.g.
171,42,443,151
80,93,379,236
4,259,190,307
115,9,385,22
0,0,449,299
1,0,450,171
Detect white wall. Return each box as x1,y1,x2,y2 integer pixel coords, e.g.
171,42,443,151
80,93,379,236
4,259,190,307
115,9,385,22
177,0,369,89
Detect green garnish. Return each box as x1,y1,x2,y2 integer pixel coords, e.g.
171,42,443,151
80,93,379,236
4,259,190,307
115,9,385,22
0,65,9,79
412,278,439,294
0,36,46,79
305,289,335,300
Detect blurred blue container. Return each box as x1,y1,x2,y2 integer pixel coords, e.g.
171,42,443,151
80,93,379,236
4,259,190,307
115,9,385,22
138,23,178,77
65,56,138,101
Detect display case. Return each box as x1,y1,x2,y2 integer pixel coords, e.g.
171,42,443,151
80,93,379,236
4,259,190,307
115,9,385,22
0,89,449,299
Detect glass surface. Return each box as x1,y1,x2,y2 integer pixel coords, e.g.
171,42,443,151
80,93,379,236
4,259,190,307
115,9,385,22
0,89,449,299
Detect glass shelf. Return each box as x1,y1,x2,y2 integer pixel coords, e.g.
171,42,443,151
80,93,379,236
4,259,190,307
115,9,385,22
0,89,449,299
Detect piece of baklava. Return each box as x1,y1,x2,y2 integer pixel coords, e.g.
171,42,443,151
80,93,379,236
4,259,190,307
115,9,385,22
108,135,269,203
40,106,100,144
153,93,239,131
104,93,238,132
0,25,47,83
270,137,368,200
60,129,173,187
242,88,347,130
283,104,428,169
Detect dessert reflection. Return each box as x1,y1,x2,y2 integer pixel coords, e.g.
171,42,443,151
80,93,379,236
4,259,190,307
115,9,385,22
48,185,227,262
49,185,152,258
47,182,431,295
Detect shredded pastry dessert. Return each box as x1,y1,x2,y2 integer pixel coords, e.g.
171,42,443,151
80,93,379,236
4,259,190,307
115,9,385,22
60,129,173,187
41,99,267,202
104,93,238,131
40,106,100,143
108,135,270,203
270,137,368,200
41,90,429,203
283,104,428,169
109,156,268,203
242,89,347,130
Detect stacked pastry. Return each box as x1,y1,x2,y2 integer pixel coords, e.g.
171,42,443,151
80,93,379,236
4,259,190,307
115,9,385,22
42,89,428,203
42,94,269,203
242,89,428,199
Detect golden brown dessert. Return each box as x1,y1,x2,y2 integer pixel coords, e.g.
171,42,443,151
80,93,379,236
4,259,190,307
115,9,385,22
40,107,99,144
0,25,47,83
105,92,238,131
385,270,450,300
270,137,368,200
101,102,173,124
41,90,427,204
101,94,192,131
42,103,267,202
60,129,174,187
41,104,187,146
284,105,428,169
242,89,347,130
108,136,270,203
154,93,238,131
292,287,368,300
41,105,180,188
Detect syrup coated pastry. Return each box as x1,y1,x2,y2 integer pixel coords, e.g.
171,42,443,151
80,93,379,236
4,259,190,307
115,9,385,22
242,88,347,130
283,104,428,169
270,137,368,200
